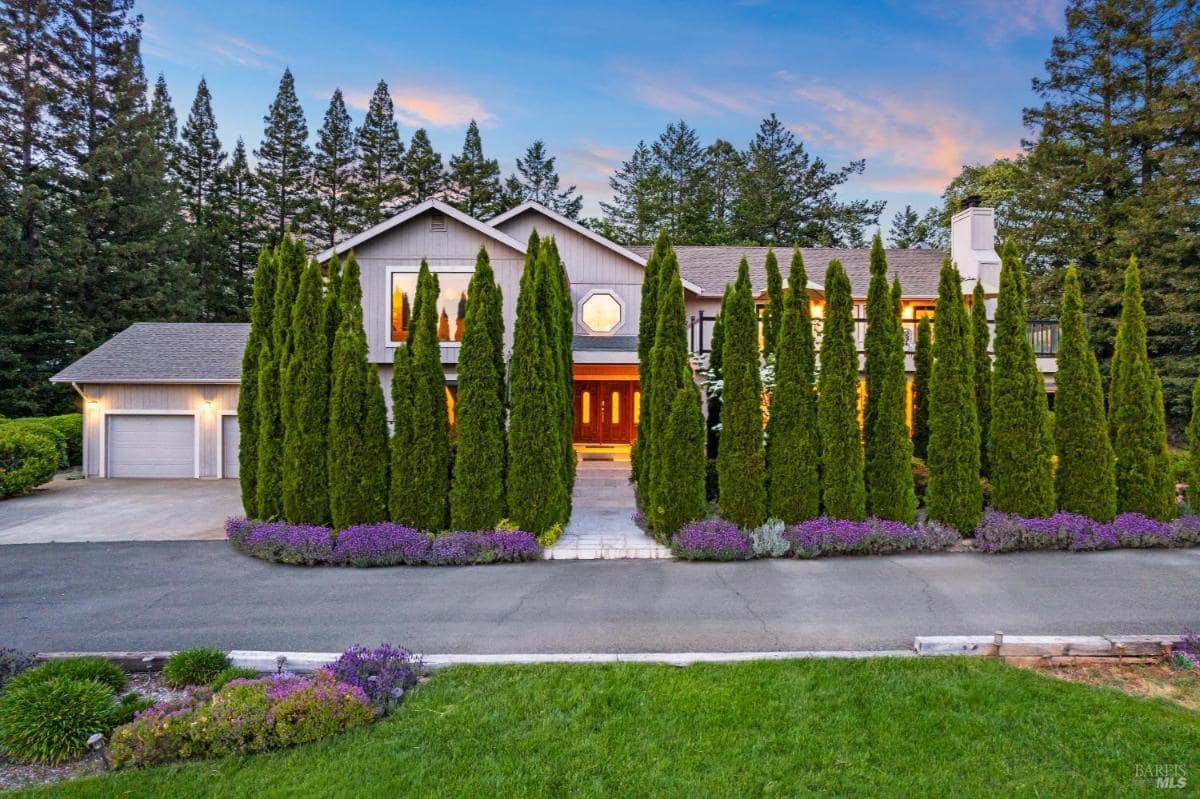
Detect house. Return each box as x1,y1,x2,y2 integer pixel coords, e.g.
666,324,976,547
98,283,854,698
51,199,1057,478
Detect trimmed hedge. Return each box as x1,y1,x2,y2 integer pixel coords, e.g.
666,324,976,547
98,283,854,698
0,426,60,498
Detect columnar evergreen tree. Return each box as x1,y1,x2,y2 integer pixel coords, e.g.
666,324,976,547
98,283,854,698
402,262,452,530
766,248,820,522
239,247,276,518
863,239,915,522
717,258,766,528
402,129,444,204
989,239,1054,516
450,247,506,529
925,261,982,534
254,335,283,519
543,238,576,503
1054,265,1116,521
970,282,992,475
328,254,389,527
178,78,229,320
912,316,932,460
705,286,731,458
324,255,343,354
352,80,405,229
1189,375,1200,510
310,89,356,249
653,385,708,537
507,234,568,532
632,229,668,490
1109,257,1174,520
388,342,415,521
281,259,330,524
447,121,501,217
762,247,783,359
272,235,306,383
817,259,866,521
255,68,310,243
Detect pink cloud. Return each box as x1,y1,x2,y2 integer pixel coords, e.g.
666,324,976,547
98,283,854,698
617,66,769,117
345,86,494,128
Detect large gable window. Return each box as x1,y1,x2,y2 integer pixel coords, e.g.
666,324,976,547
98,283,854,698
390,270,471,344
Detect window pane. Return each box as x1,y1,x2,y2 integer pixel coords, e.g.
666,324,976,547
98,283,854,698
581,391,591,424
633,391,641,425
611,391,620,424
392,272,471,342
581,293,621,333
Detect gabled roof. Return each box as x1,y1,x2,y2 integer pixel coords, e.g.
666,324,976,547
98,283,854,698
316,199,526,262
628,245,947,300
51,323,249,384
489,201,706,295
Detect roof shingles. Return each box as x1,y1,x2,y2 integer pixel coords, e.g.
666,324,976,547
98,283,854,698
51,323,249,383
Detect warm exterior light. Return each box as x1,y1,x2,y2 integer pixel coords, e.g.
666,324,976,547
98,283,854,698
201,399,214,412
85,399,99,410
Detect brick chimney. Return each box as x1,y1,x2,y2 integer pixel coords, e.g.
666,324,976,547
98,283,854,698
950,197,1001,295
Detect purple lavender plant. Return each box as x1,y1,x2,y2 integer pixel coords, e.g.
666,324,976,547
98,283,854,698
1111,513,1176,548
323,643,422,710
671,520,753,561
333,523,430,566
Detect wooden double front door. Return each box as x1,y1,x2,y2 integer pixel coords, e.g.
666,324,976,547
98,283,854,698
573,380,639,444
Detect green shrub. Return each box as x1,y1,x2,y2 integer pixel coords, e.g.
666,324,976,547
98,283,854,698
537,523,565,548
43,414,83,467
6,656,127,695
0,677,116,764
211,666,261,692
911,458,930,505
0,419,67,468
163,648,230,688
111,693,155,726
0,426,59,498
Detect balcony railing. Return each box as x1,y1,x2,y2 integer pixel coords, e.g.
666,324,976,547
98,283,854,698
687,311,1060,359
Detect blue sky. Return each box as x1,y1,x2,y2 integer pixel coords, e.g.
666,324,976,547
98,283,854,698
141,0,1065,223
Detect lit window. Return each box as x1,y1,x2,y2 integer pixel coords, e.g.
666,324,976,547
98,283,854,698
611,391,620,424
633,391,641,425
581,292,622,334
581,391,591,424
391,272,470,343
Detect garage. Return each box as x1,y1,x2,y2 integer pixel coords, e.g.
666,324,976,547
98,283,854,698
106,414,196,478
221,414,240,478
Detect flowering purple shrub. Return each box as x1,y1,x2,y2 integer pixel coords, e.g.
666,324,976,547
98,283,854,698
323,644,422,710
784,517,957,558
1175,629,1200,670
974,511,1192,553
671,520,753,561
226,518,541,566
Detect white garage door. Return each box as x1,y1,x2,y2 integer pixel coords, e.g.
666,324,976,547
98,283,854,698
221,415,240,478
106,415,195,478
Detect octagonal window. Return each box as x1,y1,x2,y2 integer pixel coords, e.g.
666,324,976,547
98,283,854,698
581,292,622,334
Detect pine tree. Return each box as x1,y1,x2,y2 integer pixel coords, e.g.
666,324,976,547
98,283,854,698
766,248,820,522
220,138,264,316
515,140,583,218
863,238,915,522
989,239,1054,516
352,80,405,229
762,247,783,359
310,89,356,249
239,247,276,518
450,247,506,529
179,77,230,320
255,68,310,243
717,258,766,528
1109,257,1174,520
912,316,932,460
705,286,731,458
447,120,500,217
402,262,452,530
328,254,388,527
149,73,178,173
817,259,866,521
402,129,444,204
888,204,936,248
647,259,693,537
632,229,668,490
970,282,991,475
507,234,566,533
1189,375,1200,510
926,261,982,534
599,141,665,244
282,259,330,524
1055,264,1116,521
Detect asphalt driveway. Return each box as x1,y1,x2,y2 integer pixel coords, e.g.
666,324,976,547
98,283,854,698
2,542,1197,653
0,476,243,544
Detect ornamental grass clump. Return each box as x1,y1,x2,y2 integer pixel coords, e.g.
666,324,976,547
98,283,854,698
324,644,422,711
0,676,118,764
0,648,35,691
163,648,230,689
671,520,753,561
5,656,127,695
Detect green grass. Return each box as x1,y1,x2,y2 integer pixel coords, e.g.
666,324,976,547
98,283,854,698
17,658,1200,798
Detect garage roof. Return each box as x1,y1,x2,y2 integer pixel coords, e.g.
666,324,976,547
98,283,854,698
51,323,249,384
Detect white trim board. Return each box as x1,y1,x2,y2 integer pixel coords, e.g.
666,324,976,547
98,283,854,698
217,409,238,480
316,199,526,262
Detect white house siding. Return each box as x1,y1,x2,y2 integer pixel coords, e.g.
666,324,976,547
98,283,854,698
78,383,238,479
344,208,526,363
493,211,645,345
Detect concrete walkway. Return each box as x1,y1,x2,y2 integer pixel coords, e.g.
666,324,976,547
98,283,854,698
547,460,671,559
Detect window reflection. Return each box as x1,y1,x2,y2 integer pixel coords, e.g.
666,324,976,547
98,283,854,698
391,272,470,343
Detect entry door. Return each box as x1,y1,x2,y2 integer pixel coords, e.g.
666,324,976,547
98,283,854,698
573,381,638,444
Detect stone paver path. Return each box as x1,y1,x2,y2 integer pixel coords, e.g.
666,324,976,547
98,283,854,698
547,460,672,560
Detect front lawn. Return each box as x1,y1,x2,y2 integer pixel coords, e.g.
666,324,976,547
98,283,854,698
17,658,1199,797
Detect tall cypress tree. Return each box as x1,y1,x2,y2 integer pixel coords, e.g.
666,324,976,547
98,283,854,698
717,258,766,528
329,254,388,527
762,247,783,359
647,261,693,537
970,282,991,476
352,80,405,229
256,68,310,243
989,239,1054,516
632,229,669,490
817,259,866,521
766,248,820,522
912,316,932,460
239,247,276,518
654,386,708,537
282,259,330,524
389,341,415,522
311,88,356,249
507,234,565,533
255,335,283,520
926,261,982,534
451,247,506,529
403,262,452,530
705,286,731,458
1109,257,1174,520
1055,265,1116,521
324,255,343,353
1190,375,1200,511
537,237,575,511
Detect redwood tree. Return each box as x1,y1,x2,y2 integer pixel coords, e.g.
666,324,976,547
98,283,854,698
717,258,766,528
